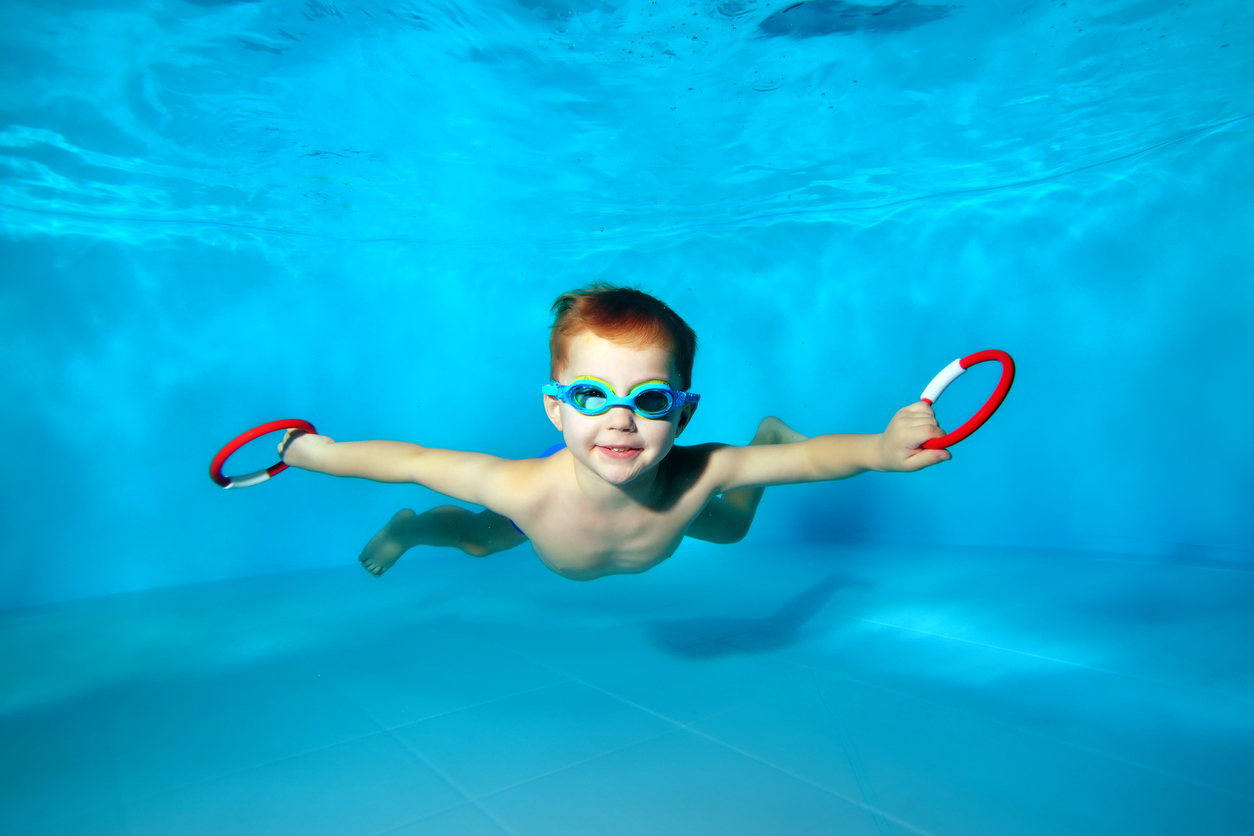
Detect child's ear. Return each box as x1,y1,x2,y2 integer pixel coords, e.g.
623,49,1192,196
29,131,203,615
675,403,697,436
544,395,564,432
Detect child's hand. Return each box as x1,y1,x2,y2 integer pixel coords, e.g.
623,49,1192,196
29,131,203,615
278,428,334,469
876,402,952,472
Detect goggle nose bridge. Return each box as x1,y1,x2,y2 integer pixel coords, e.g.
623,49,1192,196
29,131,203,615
543,378,700,418
570,382,672,415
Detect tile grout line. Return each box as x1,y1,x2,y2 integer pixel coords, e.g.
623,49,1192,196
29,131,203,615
382,726,522,836
849,617,1133,676
113,725,402,807
840,614,1254,701
367,804,512,836
379,649,742,808
686,723,937,836
463,726,689,804
772,656,1254,803
114,612,1248,814
373,680,572,732
512,651,939,836
327,677,543,836
116,678,566,810
810,670,897,836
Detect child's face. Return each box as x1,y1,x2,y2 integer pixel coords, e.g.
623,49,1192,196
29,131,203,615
545,332,695,488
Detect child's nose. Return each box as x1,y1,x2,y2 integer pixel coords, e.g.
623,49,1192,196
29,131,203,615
605,406,636,428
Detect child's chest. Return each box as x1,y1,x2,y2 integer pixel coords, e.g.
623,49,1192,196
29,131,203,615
526,489,707,580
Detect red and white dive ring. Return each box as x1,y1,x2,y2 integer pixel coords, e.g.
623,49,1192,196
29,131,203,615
209,419,316,489
919,350,1015,449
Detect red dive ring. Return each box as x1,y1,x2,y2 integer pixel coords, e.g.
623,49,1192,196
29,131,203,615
919,350,1015,450
209,419,316,489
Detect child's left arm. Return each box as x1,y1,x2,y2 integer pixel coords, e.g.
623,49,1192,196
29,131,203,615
706,402,952,492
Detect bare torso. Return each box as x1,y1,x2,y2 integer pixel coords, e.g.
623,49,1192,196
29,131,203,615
504,446,718,580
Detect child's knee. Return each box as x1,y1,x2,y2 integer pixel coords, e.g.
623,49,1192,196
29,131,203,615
460,510,511,557
461,541,492,557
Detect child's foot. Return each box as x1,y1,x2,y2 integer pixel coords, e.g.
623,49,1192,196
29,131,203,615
358,509,415,577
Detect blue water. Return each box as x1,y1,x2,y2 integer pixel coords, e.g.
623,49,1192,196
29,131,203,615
2,0,1253,833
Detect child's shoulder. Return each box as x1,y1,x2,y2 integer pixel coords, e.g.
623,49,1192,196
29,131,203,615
669,440,735,460
663,441,738,484
471,451,565,522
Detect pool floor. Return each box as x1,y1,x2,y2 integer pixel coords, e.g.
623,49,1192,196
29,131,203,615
2,541,1251,835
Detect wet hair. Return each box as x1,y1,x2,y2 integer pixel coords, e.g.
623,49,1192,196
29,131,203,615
549,284,698,389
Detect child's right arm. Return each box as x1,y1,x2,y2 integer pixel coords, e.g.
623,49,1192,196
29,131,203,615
278,429,521,509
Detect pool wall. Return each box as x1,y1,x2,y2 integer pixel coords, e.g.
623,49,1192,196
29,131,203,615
2,0,1251,609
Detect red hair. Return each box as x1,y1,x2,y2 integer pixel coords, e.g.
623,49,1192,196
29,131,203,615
549,284,698,389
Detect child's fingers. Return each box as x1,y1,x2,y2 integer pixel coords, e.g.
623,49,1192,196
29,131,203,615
902,423,945,446
903,418,943,433
277,428,307,456
897,405,941,431
898,402,936,419
903,447,951,470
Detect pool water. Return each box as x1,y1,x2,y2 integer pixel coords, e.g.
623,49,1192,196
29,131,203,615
2,0,1253,833
4,543,1253,834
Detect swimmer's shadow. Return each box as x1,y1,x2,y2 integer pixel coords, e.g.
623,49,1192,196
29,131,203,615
647,575,865,659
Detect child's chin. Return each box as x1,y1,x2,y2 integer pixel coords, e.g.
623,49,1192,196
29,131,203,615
596,455,650,481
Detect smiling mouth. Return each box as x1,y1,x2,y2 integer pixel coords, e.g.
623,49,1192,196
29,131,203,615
597,445,642,458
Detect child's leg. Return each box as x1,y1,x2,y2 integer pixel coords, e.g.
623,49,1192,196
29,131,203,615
685,416,807,545
358,506,528,577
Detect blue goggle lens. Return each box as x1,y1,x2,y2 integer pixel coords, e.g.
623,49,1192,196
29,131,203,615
632,388,674,414
567,383,675,416
569,383,608,412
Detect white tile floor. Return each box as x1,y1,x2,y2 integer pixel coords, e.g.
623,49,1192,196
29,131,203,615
2,542,1252,835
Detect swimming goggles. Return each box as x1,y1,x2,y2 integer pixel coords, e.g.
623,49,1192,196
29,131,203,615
543,377,700,418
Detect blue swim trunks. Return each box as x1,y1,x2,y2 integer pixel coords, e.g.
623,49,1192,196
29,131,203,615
510,442,567,534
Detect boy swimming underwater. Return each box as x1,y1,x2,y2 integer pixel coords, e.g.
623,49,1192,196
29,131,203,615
278,284,951,581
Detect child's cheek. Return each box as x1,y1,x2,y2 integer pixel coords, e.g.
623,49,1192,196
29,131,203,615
649,421,675,448
571,414,599,446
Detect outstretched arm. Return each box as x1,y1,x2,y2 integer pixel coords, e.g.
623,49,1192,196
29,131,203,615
279,431,420,482
278,429,522,509
705,402,952,493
